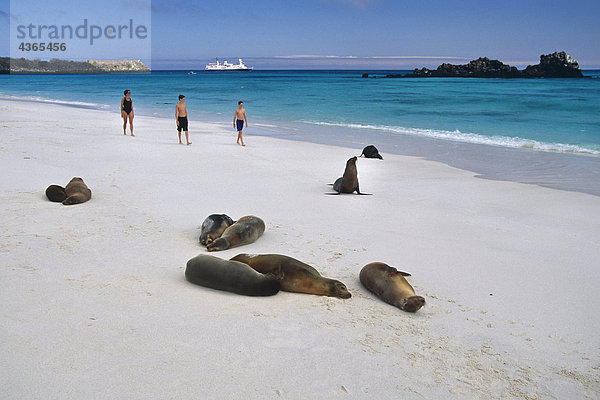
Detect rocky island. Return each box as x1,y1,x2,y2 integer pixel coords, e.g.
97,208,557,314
0,58,150,74
364,52,584,79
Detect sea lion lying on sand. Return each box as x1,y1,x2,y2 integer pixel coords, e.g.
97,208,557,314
231,253,351,298
185,254,280,296
45,185,67,202
359,262,425,312
360,145,383,159
199,214,235,246
206,215,265,252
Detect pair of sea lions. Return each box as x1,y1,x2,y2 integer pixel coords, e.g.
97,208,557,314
199,215,265,251
329,145,383,194
185,253,351,299
45,177,92,205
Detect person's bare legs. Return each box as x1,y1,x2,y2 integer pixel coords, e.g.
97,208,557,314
237,129,245,146
122,111,127,135
185,130,192,145
128,112,134,136
178,130,183,144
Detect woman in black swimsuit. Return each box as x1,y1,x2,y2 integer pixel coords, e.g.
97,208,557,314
121,89,134,136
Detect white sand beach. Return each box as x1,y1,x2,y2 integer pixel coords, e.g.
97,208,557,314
1,99,599,399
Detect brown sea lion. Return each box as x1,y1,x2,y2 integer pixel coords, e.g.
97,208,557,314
206,215,265,252
330,156,370,194
185,254,280,296
62,177,92,205
359,262,425,312
45,184,67,202
199,214,235,246
231,253,351,299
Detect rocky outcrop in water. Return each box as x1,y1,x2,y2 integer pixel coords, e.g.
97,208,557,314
380,52,583,79
521,52,582,78
0,58,150,74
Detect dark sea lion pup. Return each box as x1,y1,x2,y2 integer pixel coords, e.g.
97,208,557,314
199,214,235,246
231,253,351,299
330,156,370,195
206,215,265,252
360,145,383,159
62,177,92,205
359,262,425,312
185,254,280,296
45,185,67,202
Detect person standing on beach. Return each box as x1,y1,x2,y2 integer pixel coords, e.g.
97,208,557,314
233,101,248,146
121,89,134,136
176,94,192,145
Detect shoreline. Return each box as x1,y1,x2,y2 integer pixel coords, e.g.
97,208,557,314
2,99,600,398
3,94,599,197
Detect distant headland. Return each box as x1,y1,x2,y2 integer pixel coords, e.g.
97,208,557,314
0,58,150,74
363,52,584,79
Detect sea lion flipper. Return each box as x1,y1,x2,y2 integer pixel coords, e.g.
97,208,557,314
207,237,229,252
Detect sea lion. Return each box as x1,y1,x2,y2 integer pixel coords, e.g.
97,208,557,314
359,262,425,312
61,177,92,205
199,214,235,246
360,145,383,159
185,254,280,296
45,184,67,202
331,156,368,194
231,253,351,299
206,215,265,252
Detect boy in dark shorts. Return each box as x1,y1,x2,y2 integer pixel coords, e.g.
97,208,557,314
233,100,248,146
176,94,192,145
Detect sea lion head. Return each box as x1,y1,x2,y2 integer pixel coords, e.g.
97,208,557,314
329,280,351,299
400,296,426,313
347,156,357,166
200,232,221,246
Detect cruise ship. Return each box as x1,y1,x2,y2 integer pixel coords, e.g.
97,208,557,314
205,58,253,71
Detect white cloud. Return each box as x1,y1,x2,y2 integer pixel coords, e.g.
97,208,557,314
273,55,468,60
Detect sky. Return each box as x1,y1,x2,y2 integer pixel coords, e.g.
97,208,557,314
1,0,599,69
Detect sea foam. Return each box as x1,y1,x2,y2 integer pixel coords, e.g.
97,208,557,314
311,121,600,156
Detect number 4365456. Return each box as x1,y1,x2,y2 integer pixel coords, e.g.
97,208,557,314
18,42,67,51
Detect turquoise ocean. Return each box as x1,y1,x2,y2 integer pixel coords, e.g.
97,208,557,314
1,70,599,194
